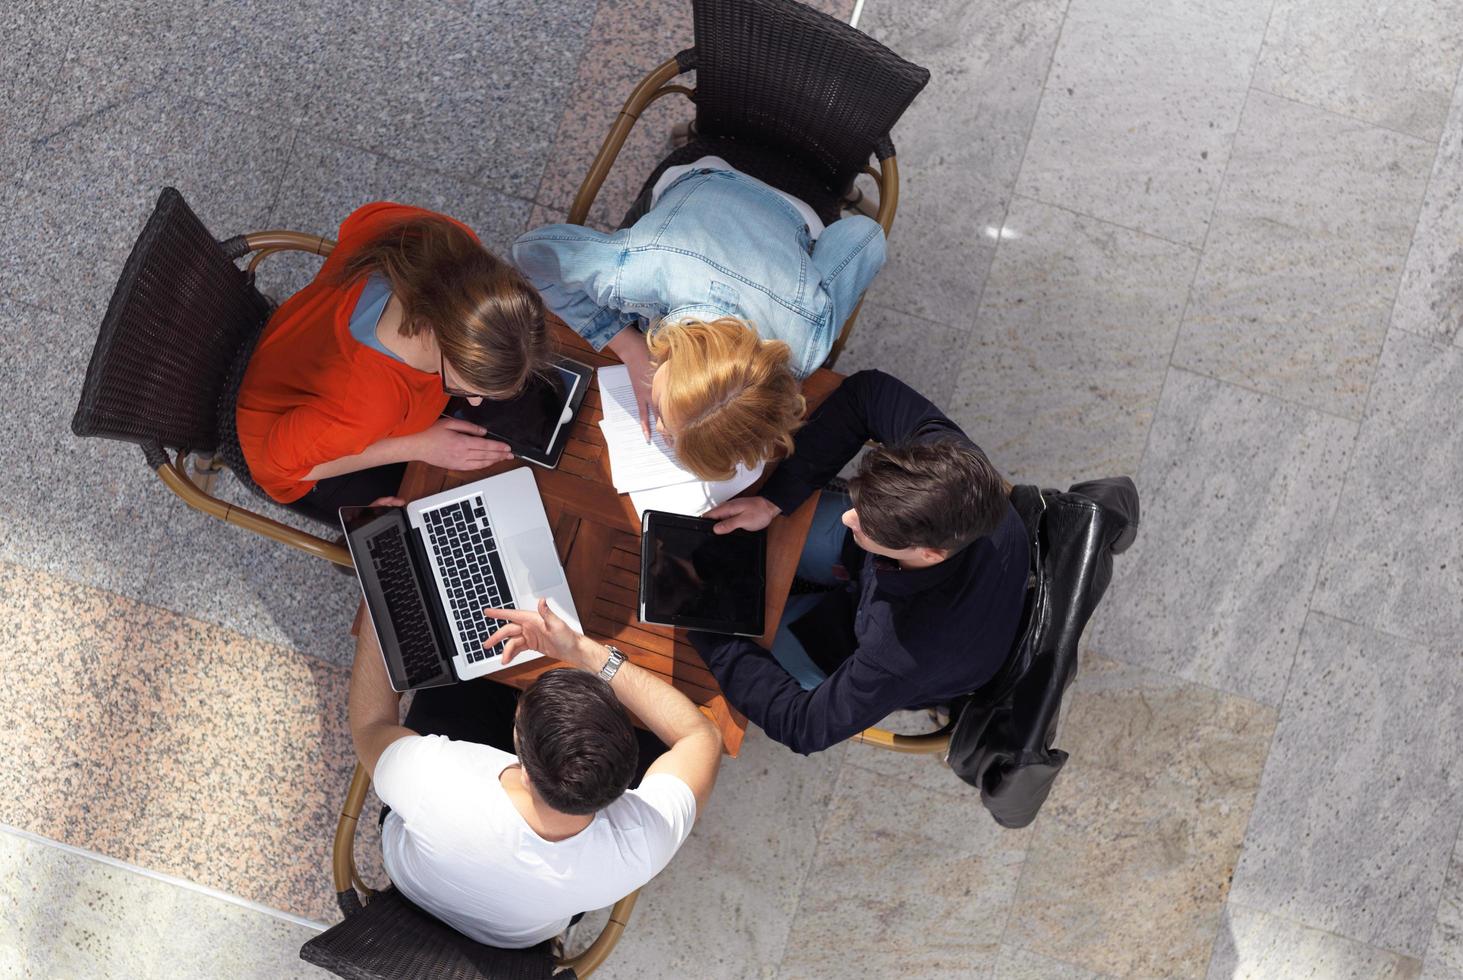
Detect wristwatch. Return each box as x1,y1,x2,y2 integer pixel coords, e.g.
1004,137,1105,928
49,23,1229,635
598,645,628,682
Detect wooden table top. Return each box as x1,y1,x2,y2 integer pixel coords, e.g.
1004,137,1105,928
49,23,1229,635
396,317,842,757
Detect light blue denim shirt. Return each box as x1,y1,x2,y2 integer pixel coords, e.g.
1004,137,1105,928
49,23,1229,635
510,168,887,378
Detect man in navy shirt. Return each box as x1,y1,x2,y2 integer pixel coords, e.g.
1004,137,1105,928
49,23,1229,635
691,370,1030,755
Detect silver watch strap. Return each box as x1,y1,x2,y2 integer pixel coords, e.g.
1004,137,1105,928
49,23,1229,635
598,645,627,682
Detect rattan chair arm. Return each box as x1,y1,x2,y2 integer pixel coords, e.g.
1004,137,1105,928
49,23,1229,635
154,452,352,567
333,763,373,900
852,723,952,755
242,230,336,256
558,891,640,978
569,55,693,226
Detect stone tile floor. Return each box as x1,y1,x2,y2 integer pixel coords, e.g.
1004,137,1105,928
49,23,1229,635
3,0,1463,976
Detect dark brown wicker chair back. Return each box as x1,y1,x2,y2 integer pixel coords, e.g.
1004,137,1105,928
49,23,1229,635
300,886,568,980
689,0,929,196
71,187,272,477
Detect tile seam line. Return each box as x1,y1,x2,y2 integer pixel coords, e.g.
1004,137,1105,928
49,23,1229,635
1143,0,1272,477
1161,363,1365,427
1248,83,1441,146
1078,644,1277,712
1221,602,1438,963
1417,807,1463,969
524,0,606,209
769,750,853,976
972,0,1076,346
262,128,301,225
0,821,327,932
1222,897,1426,966
988,2,1077,951
1008,190,1202,253
164,88,545,207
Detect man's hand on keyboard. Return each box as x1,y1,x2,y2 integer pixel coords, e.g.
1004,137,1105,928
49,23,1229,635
481,599,608,672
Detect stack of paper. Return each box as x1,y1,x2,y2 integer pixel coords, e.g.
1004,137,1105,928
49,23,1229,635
597,364,763,517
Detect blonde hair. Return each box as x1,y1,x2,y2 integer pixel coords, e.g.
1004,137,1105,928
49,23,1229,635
647,317,806,480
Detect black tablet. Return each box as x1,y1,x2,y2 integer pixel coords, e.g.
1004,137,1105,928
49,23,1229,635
639,510,766,636
445,356,592,468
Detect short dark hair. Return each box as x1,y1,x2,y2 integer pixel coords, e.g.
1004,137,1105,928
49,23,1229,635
514,670,638,815
848,438,1009,553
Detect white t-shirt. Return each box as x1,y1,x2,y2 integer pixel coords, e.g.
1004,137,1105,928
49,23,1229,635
374,734,696,949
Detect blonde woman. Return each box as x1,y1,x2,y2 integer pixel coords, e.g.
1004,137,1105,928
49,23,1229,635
511,158,886,472
643,316,806,481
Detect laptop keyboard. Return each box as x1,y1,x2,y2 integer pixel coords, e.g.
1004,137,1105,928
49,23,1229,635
424,496,516,664
365,527,446,688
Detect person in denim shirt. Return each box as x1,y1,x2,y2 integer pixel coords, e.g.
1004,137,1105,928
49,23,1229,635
510,163,887,465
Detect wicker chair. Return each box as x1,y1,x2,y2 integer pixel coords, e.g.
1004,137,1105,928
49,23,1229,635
301,763,639,979
71,187,351,567
568,0,930,367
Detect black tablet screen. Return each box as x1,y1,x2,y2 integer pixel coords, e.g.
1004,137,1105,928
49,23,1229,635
645,520,763,629
449,366,575,452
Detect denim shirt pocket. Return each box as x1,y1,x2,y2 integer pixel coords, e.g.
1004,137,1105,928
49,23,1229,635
708,280,741,319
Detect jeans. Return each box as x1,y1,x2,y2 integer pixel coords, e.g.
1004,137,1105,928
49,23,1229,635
769,491,852,690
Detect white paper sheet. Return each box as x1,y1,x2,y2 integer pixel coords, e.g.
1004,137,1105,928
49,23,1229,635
628,460,764,518
597,364,701,492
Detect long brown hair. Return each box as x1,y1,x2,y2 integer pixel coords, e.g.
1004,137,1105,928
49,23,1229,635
340,215,547,398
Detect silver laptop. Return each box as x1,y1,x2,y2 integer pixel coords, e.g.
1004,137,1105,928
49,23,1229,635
341,467,581,691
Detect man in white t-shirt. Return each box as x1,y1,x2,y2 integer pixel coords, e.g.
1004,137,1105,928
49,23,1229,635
348,598,722,949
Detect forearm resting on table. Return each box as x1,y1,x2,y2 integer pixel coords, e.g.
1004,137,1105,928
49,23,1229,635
305,433,421,481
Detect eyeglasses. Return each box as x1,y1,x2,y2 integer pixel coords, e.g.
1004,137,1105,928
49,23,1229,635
440,352,480,399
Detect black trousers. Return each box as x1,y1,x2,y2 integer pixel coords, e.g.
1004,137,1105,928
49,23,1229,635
285,462,408,527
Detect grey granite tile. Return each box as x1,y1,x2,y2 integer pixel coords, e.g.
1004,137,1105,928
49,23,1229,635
1007,654,1273,978
832,302,969,409
1228,613,1463,958
855,0,1067,326
777,764,1027,980
0,828,325,978
1208,903,1423,980
1311,330,1463,649
1424,844,1463,980
950,196,1199,489
311,1,595,197
1,90,291,321
0,300,161,600
1014,0,1272,248
1391,77,1463,348
993,945,1105,980
604,730,848,980
1253,0,1463,142
260,133,535,299
1171,90,1434,420
1087,368,1355,705
137,485,360,667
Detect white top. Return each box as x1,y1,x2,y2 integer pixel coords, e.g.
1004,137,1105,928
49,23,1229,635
375,734,697,948
650,154,827,240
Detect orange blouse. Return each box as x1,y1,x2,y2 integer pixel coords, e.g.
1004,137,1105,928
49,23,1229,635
236,203,466,503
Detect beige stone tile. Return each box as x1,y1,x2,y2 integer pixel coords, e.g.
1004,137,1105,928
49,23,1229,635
1007,656,1275,978
993,944,1105,980
601,729,849,979
1209,903,1423,980
777,763,1028,980
0,563,151,851
102,610,362,924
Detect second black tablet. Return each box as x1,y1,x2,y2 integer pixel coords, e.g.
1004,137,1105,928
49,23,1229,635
639,511,766,636
445,356,591,469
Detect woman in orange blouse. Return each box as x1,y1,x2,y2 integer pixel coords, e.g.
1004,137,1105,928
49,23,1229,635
236,202,548,523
